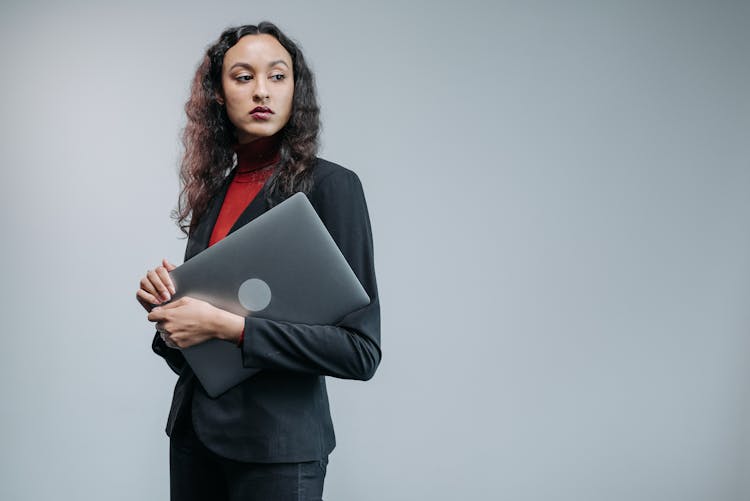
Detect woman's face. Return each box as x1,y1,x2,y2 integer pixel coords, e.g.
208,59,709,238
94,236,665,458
219,34,294,144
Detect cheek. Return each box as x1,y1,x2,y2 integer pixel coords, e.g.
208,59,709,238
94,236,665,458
223,85,246,107
282,90,295,115
225,104,244,127
227,97,250,124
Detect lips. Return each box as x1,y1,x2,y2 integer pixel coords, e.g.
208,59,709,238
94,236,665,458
250,106,273,120
251,106,273,114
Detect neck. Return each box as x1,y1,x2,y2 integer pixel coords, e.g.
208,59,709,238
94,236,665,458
233,135,281,172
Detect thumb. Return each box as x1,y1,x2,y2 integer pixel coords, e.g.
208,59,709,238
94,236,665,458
163,258,177,271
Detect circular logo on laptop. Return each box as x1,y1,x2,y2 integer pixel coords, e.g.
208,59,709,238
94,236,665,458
238,278,272,312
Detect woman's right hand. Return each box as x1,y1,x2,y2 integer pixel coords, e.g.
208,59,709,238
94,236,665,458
136,258,177,312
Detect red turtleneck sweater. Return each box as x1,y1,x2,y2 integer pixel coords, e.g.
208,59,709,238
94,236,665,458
209,135,280,346
209,135,280,246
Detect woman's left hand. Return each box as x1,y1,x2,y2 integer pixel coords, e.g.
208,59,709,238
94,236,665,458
147,296,244,348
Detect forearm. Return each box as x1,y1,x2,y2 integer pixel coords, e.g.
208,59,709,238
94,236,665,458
240,300,381,381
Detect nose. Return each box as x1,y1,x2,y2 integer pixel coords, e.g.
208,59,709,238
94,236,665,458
253,79,269,102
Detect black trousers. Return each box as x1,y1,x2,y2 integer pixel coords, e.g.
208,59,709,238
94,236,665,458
169,412,327,501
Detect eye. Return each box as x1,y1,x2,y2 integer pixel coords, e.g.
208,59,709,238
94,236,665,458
235,74,253,82
270,74,286,81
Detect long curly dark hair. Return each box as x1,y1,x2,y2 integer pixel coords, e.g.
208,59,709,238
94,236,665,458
173,21,320,235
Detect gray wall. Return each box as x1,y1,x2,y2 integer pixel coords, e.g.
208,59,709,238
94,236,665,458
1,1,748,500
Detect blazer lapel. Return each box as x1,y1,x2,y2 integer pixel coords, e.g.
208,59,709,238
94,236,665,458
183,171,233,261
226,179,272,235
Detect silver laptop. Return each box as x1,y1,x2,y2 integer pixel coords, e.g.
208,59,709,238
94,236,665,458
167,192,370,397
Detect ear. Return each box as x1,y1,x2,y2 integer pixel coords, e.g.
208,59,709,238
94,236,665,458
215,91,225,105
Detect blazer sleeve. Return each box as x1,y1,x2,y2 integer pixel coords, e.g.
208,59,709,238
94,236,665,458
239,168,382,381
151,330,186,375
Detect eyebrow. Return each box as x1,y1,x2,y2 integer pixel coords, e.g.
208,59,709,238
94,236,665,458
229,60,290,71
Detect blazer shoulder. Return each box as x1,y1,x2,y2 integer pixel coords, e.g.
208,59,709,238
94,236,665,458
311,157,360,188
306,158,369,229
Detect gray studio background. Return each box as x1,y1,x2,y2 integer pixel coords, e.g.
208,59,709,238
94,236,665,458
1,1,749,500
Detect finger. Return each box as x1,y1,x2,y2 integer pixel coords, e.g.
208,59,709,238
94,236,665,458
161,259,177,293
161,331,179,349
154,297,184,310
148,298,184,321
148,308,168,322
136,289,160,311
170,334,190,349
137,285,160,304
155,266,175,296
139,275,160,300
137,296,152,312
146,269,171,302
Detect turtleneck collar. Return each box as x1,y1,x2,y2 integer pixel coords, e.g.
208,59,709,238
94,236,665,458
232,134,282,173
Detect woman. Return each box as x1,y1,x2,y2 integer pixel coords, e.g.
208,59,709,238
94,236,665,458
136,22,381,501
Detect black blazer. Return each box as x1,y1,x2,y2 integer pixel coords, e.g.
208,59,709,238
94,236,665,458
151,158,381,462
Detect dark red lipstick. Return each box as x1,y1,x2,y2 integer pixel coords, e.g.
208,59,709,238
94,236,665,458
250,106,274,119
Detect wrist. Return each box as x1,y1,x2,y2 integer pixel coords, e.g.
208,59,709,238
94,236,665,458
211,308,245,344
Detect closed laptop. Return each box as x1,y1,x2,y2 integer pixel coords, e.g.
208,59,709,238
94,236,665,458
167,192,370,397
